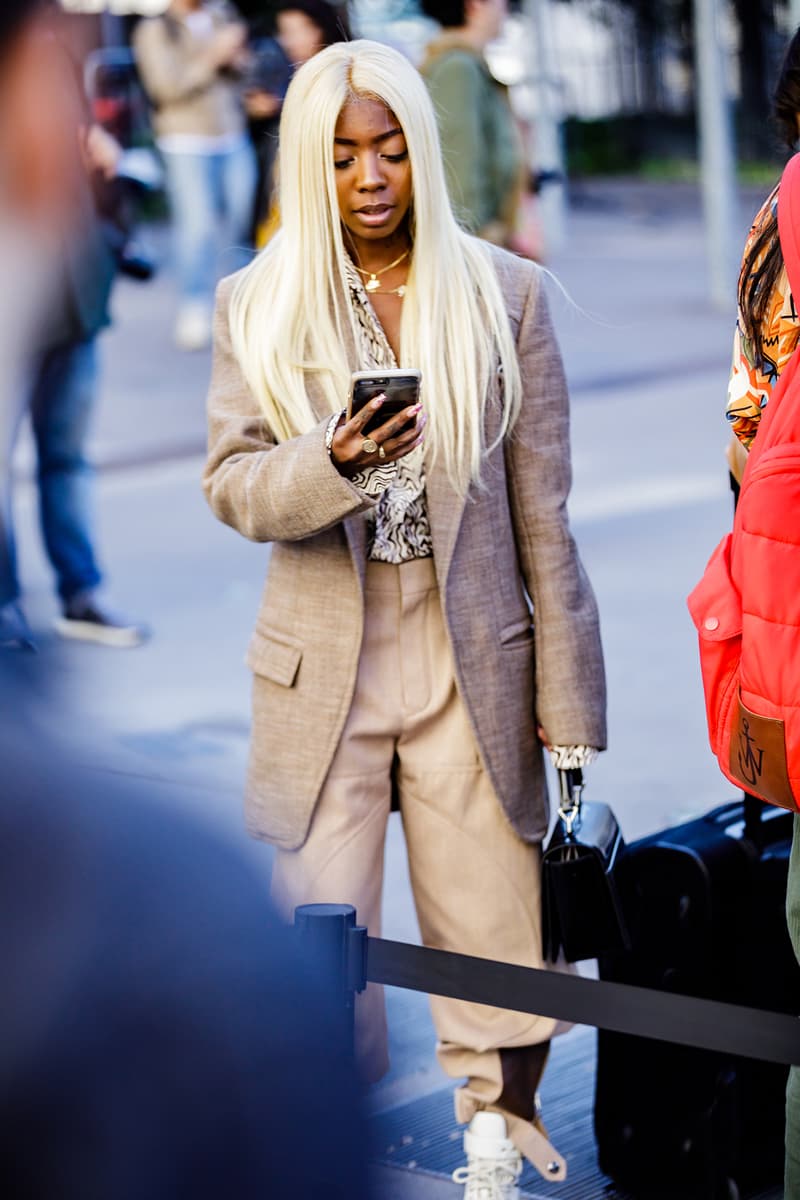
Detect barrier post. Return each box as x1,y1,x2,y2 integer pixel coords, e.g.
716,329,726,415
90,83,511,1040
294,903,367,1058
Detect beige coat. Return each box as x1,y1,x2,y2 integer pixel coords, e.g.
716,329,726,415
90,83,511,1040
204,245,607,850
133,6,246,142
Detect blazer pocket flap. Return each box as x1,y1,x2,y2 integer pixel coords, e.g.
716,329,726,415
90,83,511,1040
245,628,302,687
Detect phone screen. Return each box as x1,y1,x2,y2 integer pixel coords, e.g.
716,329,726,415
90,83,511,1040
350,374,420,435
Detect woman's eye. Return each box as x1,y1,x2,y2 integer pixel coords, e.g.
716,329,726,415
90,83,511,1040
333,158,354,170
382,151,408,163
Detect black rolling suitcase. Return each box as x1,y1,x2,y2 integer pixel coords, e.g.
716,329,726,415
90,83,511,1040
594,796,799,1199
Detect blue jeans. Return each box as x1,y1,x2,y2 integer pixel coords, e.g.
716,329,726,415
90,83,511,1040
161,140,256,304
0,338,102,608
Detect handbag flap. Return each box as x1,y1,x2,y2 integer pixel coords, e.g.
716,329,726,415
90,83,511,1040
544,801,623,871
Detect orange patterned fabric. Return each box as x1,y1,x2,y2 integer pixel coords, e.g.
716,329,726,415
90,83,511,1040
726,185,800,450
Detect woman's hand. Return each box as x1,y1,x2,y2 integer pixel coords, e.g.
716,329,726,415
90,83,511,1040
210,23,249,69
82,123,122,180
331,394,426,478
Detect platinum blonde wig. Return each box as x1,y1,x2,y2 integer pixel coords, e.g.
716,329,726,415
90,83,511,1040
229,38,523,494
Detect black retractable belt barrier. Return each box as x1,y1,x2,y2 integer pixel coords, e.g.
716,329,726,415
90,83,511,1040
294,904,800,1067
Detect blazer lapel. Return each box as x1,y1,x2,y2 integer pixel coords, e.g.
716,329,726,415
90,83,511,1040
425,453,467,595
426,363,503,595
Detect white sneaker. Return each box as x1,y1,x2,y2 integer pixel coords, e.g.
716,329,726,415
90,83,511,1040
174,301,211,351
452,1112,522,1200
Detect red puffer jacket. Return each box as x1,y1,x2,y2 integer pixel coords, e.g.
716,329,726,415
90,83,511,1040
688,152,800,812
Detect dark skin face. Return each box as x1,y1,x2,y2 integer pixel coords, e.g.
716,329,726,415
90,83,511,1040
329,98,425,477
334,97,412,269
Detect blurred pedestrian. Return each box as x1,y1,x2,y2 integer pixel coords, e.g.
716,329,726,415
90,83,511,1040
133,0,257,351
204,38,605,1197
244,0,350,245
0,14,370,1196
419,0,525,249
720,28,800,1195
0,6,146,651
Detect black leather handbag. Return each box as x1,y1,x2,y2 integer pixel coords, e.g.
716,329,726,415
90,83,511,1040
541,768,630,963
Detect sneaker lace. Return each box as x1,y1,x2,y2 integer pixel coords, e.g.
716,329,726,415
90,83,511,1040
452,1157,520,1198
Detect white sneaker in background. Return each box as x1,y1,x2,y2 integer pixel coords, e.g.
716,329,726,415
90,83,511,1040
174,301,212,351
452,1111,522,1200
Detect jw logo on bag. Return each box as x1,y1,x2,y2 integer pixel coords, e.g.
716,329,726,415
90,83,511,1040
736,718,763,787
728,696,798,811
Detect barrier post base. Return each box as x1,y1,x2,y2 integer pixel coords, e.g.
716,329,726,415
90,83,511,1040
294,903,367,1058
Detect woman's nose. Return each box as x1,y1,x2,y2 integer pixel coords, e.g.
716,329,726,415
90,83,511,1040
356,153,385,190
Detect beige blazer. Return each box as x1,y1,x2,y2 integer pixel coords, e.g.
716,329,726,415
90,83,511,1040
204,245,607,850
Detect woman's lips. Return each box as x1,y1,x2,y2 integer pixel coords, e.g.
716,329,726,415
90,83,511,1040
353,204,394,226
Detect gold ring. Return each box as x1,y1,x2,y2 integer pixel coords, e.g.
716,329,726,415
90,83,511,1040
361,437,379,455
378,445,386,460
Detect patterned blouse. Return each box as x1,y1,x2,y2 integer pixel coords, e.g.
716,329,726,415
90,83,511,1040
343,257,433,564
726,185,800,450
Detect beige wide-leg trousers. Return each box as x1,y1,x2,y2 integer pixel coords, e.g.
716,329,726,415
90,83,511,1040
271,558,565,1175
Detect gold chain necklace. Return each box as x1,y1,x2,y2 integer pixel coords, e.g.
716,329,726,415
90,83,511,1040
353,247,410,293
365,283,407,298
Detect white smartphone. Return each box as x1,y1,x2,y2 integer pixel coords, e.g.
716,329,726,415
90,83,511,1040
347,368,422,436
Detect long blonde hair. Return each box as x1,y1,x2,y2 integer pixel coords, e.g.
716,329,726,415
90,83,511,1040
229,39,523,494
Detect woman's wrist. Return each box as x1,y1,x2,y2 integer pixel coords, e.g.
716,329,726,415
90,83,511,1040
325,410,347,468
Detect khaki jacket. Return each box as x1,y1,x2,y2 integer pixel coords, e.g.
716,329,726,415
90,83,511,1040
420,35,524,245
133,6,245,142
204,245,607,850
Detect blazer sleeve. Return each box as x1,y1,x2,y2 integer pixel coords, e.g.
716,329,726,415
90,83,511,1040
203,278,373,543
505,266,607,750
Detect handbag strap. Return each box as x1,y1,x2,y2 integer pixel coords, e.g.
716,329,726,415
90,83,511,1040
557,767,584,834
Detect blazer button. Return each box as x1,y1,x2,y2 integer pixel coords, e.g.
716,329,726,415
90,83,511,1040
704,617,720,631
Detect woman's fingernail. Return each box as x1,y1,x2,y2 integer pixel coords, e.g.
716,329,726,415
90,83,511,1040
372,393,386,407
411,403,422,414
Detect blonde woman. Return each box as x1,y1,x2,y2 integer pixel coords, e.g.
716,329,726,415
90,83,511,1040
204,39,605,1196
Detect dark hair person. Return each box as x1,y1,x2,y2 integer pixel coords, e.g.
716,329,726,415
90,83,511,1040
276,0,349,66
204,38,606,1196
246,0,350,245
726,26,800,478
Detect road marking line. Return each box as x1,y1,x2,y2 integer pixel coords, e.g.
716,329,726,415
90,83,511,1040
570,474,728,523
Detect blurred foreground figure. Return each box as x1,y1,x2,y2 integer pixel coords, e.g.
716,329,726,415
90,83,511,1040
0,16,369,1197
0,742,370,1199
0,3,146,651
